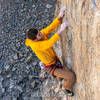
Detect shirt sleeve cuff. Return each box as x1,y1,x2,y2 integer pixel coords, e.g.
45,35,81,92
55,33,60,39
56,17,61,23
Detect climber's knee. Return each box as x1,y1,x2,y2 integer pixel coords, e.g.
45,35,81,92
70,71,76,83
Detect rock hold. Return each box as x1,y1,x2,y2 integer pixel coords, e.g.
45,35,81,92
31,80,36,88
46,4,52,9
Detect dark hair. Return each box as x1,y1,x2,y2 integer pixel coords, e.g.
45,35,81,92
26,28,38,40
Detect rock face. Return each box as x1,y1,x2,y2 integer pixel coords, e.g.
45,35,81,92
1,0,100,99
55,0,100,100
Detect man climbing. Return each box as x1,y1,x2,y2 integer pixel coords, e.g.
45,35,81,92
25,7,76,96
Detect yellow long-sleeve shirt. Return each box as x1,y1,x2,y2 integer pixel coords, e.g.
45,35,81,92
25,17,61,66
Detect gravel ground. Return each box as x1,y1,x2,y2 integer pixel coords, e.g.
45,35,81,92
0,0,57,100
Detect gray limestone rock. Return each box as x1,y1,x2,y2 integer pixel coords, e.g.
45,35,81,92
0,0,57,99
13,53,18,60
31,80,36,88
46,4,52,9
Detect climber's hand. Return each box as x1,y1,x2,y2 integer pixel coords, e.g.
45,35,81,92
57,20,69,35
57,6,66,20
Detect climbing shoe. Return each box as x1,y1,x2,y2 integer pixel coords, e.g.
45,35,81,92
63,89,74,96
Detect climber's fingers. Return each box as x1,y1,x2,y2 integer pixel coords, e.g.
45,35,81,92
61,20,70,29
60,6,66,13
65,20,70,27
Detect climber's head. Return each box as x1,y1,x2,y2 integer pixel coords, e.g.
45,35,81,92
26,28,44,41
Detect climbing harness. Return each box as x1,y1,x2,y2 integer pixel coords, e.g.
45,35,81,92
39,56,63,78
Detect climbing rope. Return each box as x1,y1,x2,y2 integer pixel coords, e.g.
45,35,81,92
66,96,69,100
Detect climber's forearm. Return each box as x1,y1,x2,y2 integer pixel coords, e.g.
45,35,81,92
57,21,68,36
57,30,61,36
57,6,66,21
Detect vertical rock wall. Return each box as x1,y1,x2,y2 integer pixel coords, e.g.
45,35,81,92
55,0,100,100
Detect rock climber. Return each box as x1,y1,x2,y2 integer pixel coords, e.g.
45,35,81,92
25,7,76,96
